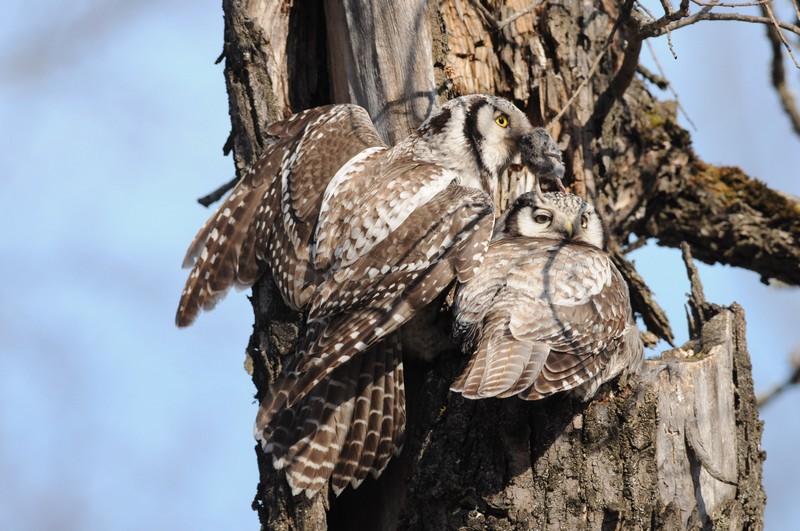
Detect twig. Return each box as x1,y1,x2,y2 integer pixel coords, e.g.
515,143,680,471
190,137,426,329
691,0,768,7
469,0,497,30
680,242,721,334
469,1,545,32
197,175,239,207
757,346,800,407
496,1,544,30
639,0,690,36
762,1,800,68
761,2,800,135
635,0,680,58
657,12,800,38
665,24,677,59
644,39,698,130
637,64,669,89
621,236,649,254
638,0,800,136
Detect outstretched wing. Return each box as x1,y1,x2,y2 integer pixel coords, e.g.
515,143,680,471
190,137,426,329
176,104,385,326
264,182,494,414
313,153,459,272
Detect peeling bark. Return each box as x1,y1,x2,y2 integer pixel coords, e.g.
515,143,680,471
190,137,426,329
214,0,774,528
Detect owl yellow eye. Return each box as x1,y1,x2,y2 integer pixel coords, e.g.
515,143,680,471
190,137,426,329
581,214,589,229
495,114,509,128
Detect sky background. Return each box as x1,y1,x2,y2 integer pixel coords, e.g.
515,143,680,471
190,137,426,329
0,1,798,529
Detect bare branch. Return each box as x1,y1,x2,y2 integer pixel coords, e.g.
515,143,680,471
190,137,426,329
656,12,800,38
691,0,769,7
757,345,800,407
761,2,800,135
622,235,649,253
638,0,690,36
680,242,721,335
636,0,800,137
762,1,800,68
197,175,238,207
635,0,680,58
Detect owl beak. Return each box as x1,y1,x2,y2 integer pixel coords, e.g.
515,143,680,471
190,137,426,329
563,220,574,239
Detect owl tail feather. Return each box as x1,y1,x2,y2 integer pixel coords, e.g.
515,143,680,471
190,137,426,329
254,334,405,498
451,317,549,399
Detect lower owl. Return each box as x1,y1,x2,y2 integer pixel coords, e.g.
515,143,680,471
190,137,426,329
451,191,643,401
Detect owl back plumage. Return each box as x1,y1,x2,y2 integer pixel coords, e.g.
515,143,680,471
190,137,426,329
452,193,643,401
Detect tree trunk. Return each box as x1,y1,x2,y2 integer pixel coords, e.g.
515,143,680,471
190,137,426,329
218,0,777,528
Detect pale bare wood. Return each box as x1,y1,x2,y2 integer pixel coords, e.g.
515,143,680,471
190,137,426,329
652,314,739,527
324,0,438,143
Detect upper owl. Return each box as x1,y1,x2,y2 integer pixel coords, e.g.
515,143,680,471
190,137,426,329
451,191,643,402
176,94,564,327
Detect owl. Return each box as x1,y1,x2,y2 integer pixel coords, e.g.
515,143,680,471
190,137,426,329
176,95,565,497
451,191,643,401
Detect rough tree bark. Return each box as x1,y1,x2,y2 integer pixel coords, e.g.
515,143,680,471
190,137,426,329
213,0,791,528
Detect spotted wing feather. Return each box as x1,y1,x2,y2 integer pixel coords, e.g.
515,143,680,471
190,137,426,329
267,105,386,309
279,184,494,407
176,105,385,325
313,156,459,272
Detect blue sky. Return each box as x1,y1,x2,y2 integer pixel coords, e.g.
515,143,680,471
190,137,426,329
0,2,797,529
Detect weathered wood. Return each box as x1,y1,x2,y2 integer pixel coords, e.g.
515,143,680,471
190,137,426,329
324,0,438,144
216,0,770,528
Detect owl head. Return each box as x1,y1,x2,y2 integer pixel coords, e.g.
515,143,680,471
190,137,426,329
413,95,564,195
499,191,606,249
